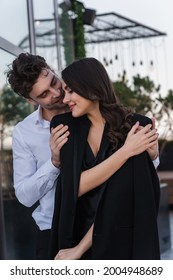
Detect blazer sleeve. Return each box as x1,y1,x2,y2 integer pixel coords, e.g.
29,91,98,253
132,113,160,259
49,112,76,258
49,113,90,258
132,153,160,259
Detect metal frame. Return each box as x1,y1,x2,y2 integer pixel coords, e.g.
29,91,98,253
26,0,36,54
18,11,166,49
0,36,24,57
84,12,166,44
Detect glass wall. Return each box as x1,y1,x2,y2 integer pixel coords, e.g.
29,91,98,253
0,1,37,260
0,0,28,47
0,40,34,261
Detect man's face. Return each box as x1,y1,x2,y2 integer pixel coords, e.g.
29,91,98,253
27,68,66,111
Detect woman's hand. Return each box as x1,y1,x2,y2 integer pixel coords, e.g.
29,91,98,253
54,246,82,260
50,124,70,167
54,225,93,260
124,121,158,158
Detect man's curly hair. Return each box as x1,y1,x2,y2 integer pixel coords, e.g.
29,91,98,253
6,52,50,98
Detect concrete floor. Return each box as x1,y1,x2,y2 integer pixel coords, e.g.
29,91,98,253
161,211,173,260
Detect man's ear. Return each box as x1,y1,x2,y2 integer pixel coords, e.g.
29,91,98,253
26,98,37,106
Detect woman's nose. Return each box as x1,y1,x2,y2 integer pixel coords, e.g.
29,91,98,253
63,92,71,104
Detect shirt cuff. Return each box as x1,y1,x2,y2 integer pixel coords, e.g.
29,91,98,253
45,158,60,176
152,156,160,169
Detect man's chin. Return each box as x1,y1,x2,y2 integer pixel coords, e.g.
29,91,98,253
53,103,67,109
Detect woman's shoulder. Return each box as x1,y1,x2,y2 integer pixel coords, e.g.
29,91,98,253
131,113,152,126
51,112,74,128
50,112,90,129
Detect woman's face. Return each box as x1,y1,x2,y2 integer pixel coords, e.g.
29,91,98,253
62,80,98,118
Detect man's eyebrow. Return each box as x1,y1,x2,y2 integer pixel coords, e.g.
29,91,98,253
37,75,57,98
50,74,57,86
36,90,47,98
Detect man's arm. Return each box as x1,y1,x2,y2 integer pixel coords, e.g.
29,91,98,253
146,118,159,167
13,127,60,207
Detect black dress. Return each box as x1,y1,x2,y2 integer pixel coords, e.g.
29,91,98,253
73,125,110,259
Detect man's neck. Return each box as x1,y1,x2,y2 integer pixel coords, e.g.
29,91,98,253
42,107,69,122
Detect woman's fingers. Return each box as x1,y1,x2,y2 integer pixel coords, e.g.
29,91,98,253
145,128,157,138
146,134,159,145
129,122,153,137
128,121,139,135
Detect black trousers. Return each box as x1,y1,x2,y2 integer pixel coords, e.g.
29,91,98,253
36,229,51,260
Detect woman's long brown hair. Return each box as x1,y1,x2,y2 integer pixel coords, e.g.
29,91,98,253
62,57,133,151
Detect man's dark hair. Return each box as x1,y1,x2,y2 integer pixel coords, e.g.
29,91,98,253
6,52,50,98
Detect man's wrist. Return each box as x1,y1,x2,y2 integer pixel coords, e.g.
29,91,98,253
152,151,159,161
51,157,61,168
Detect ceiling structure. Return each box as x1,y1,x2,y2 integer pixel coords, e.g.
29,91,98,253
19,12,166,48
84,12,166,44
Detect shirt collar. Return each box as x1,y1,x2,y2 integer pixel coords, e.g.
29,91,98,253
35,106,50,128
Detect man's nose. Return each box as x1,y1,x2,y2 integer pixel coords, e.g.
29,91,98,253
50,87,61,97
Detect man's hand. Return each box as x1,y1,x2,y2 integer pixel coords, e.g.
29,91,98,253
50,124,70,167
146,118,159,160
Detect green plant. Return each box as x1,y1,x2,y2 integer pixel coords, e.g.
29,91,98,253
60,8,75,65
0,85,32,191
113,72,173,156
72,0,86,59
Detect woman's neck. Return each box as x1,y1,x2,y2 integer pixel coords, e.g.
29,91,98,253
87,110,106,157
87,110,105,128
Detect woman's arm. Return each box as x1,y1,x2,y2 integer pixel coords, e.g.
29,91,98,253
50,120,158,197
54,225,93,260
79,122,158,197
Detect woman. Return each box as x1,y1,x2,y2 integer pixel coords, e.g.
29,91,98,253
49,58,160,260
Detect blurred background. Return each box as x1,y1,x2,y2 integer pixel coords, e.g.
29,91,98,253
0,0,173,260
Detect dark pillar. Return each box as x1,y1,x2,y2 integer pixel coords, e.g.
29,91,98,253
0,184,6,259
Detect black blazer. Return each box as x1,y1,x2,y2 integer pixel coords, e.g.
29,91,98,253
49,113,160,260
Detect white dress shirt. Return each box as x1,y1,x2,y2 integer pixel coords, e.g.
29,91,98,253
153,156,160,169
12,107,60,230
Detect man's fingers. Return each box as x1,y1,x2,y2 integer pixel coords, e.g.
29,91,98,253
152,117,155,129
146,128,158,138
51,125,69,140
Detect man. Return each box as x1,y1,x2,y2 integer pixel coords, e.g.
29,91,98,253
6,53,69,259
7,53,159,260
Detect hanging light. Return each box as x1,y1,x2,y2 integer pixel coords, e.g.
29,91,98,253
115,54,118,60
